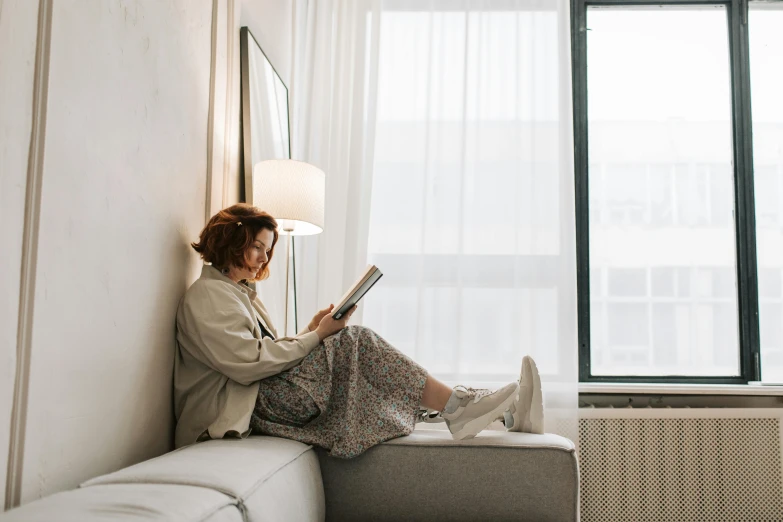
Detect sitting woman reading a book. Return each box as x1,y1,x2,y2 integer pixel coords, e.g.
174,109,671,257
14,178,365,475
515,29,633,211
174,204,544,456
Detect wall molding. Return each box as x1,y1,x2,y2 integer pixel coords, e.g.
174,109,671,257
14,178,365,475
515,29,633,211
221,0,236,209
5,0,52,510
205,0,219,223
205,0,237,220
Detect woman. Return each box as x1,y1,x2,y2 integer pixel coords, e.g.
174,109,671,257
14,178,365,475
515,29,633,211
174,204,544,457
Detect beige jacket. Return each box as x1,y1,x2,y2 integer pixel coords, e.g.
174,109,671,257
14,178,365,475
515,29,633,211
174,264,320,448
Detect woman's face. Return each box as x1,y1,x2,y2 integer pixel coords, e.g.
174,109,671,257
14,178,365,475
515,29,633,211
231,228,274,281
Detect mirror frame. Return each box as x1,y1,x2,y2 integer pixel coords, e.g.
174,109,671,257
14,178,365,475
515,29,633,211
239,26,291,205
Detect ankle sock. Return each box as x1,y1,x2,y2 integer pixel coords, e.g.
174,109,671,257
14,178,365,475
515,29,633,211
443,390,461,414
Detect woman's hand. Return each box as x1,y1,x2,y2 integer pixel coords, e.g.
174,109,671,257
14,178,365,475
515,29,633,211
308,305,335,332
314,304,358,341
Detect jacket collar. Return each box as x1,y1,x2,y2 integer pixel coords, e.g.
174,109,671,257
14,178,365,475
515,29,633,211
200,264,258,301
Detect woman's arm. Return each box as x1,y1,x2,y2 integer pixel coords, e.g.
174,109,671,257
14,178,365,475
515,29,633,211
177,282,320,385
297,304,358,340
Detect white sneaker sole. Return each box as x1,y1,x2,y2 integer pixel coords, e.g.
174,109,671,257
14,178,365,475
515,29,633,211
451,384,519,440
526,356,544,434
508,356,545,434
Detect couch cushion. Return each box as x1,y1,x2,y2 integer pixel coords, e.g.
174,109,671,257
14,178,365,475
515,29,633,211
384,428,576,450
81,437,324,522
318,429,579,522
0,484,241,522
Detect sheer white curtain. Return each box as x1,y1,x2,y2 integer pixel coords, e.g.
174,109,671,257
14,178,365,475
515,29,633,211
361,0,577,439
286,0,382,332
288,0,577,440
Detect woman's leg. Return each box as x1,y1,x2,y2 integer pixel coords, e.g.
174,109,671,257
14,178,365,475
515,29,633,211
422,355,546,435
421,375,452,411
253,325,431,458
330,326,450,411
410,352,519,440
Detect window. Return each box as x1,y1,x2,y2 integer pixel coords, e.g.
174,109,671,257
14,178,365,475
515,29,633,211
574,0,781,382
750,4,783,383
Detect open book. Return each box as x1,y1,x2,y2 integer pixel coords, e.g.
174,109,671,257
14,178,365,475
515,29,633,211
331,265,383,319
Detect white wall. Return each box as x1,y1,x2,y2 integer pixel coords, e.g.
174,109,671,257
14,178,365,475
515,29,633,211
0,0,40,504
219,0,293,206
241,0,293,87
1,0,297,507
15,0,212,503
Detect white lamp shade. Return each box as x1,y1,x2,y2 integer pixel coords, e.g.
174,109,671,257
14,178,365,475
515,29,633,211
253,159,325,235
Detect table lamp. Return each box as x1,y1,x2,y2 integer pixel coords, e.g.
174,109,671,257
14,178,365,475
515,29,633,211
253,159,325,336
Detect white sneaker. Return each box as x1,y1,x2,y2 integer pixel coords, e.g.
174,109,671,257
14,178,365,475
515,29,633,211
504,355,544,434
442,382,520,440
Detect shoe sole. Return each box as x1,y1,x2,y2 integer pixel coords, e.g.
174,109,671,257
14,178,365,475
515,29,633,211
507,356,533,432
526,356,544,434
451,384,519,440
508,356,544,433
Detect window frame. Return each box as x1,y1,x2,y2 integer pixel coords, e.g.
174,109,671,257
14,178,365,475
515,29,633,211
571,0,762,383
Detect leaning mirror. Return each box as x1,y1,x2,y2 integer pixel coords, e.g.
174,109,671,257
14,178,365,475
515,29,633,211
240,27,290,205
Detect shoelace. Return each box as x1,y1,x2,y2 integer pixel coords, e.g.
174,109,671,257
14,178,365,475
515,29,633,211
454,385,494,402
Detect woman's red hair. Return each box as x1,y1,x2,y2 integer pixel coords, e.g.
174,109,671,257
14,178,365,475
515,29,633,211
191,204,279,282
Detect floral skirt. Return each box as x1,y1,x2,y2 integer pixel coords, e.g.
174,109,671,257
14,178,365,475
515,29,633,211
249,325,429,458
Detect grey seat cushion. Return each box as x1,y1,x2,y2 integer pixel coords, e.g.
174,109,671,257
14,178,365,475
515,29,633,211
318,429,579,522
81,437,325,522
0,484,242,522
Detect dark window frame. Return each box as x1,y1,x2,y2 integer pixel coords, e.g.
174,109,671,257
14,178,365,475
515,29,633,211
571,0,762,383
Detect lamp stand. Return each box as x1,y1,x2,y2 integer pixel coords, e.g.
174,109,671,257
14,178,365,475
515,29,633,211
292,235,298,333
283,229,298,336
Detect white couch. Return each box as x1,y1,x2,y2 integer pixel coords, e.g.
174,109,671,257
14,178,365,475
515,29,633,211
0,429,579,521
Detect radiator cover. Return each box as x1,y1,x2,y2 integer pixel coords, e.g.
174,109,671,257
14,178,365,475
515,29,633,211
579,409,783,522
